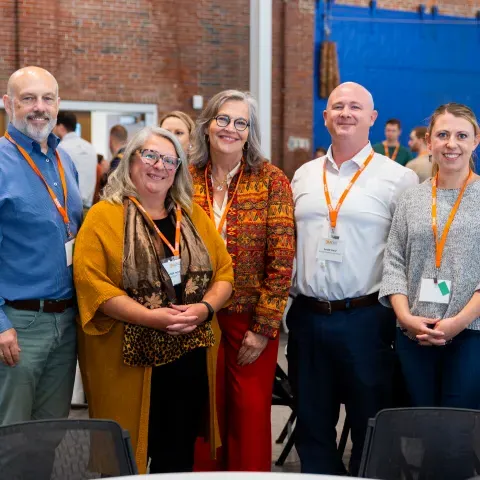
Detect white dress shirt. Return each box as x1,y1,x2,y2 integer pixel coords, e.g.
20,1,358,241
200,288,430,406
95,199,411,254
291,142,418,301
59,132,97,208
212,161,242,242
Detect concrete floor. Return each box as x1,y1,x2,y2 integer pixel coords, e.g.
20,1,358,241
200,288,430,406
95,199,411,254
69,333,351,472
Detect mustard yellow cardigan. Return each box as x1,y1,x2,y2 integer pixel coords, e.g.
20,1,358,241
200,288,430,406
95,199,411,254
73,200,234,473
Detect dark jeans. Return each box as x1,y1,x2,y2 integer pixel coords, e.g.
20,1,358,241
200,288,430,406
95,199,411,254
148,347,208,473
287,297,396,476
396,328,480,408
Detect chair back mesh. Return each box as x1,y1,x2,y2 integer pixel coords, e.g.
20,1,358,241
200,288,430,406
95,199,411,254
362,408,480,480
0,418,137,479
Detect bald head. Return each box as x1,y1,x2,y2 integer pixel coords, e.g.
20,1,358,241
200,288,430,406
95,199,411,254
7,66,58,98
327,82,374,110
3,66,60,145
323,81,378,148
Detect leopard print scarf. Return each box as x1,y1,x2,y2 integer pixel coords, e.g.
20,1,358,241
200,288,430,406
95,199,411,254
122,198,214,367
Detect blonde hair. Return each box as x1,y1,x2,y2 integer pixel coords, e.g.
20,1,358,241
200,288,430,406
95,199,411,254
428,103,479,176
102,126,193,213
190,89,266,171
159,110,195,136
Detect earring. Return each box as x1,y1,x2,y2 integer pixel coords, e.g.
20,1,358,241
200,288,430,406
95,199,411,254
428,155,432,163
243,141,249,151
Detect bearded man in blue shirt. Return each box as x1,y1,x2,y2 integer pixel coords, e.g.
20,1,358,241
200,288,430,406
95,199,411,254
0,66,82,425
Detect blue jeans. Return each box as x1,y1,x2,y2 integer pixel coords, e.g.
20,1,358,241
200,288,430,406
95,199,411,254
0,304,77,425
396,327,480,408
287,297,396,476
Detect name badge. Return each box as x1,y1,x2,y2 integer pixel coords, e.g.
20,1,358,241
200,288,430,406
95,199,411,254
65,238,76,267
317,237,345,263
419,278,451,304
161,256,182,286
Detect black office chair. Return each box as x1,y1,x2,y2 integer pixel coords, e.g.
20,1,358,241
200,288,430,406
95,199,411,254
273,363,351,467
0,418,138,479
359,408,480,480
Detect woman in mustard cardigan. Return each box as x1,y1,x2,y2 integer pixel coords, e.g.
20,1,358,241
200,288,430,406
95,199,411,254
73,126,233,474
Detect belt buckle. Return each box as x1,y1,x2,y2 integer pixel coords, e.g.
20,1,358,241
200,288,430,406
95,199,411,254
326,300,332,315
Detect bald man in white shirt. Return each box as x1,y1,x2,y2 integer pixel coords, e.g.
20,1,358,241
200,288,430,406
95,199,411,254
287,82,418,476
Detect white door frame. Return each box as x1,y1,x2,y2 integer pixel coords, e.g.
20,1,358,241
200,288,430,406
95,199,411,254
0,99,158,157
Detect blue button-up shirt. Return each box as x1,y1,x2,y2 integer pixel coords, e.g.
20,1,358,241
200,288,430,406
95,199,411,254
0,124,83,333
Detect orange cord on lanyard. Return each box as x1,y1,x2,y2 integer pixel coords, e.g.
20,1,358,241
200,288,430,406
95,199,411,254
323,149,375,233
431,169,471,283
5,131,73,238
383,141,400,162
129,197,182,256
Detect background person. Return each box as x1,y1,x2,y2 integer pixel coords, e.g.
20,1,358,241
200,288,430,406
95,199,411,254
406,126,432,182
55,111,97,210
159,110,195,160
373,118,413,166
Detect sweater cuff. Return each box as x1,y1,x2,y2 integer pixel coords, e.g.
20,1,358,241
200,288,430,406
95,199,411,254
251,320,279,340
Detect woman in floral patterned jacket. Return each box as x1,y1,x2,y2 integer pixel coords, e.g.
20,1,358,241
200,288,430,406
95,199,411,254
190,90,295,471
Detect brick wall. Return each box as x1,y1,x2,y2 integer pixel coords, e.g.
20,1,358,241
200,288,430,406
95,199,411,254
0,0,249,117
335,0,479,18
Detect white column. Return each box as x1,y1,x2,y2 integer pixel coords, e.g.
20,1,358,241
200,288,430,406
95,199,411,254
250,0,272,160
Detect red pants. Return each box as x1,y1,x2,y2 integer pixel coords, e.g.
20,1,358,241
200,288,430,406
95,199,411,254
195,311,279,471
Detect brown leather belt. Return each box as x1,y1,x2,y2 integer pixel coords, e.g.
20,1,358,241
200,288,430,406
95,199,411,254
5,298,76,314
297,292,379,315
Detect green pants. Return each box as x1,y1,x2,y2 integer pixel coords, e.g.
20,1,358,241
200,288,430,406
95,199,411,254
0,304,77,425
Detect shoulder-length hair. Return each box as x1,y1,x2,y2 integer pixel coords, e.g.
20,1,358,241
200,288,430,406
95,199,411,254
102,126,193,213
190,89,266,171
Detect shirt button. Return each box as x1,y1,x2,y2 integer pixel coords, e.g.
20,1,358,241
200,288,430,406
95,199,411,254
46,159,50,163
53,182,58,186
320,261,326,269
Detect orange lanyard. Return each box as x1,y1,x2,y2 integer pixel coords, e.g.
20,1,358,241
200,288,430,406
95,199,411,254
205,163,244,235
129,197,182,256
323,149,375,232
5,131,72,238
383,141,400,162
431,170,471,282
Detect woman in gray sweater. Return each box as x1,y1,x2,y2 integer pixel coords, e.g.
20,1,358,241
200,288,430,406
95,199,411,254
380,103,480,408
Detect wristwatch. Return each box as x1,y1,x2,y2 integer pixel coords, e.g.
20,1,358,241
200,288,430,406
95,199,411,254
200,301,215,322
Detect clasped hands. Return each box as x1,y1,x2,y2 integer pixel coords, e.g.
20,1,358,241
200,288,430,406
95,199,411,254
148,303,210,336
399,314,465,346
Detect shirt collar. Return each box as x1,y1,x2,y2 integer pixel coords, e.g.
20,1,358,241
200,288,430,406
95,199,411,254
326,142,373,170
61,132,78,142
226,161,242,180
7,123,60,155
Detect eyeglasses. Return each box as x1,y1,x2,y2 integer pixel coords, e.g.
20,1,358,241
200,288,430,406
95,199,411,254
213,115,250,132
136,149,181,171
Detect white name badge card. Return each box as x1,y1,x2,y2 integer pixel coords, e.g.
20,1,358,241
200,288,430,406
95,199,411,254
161,256,182,286
317,237,345,263
419,278,451,304
65,238,76,267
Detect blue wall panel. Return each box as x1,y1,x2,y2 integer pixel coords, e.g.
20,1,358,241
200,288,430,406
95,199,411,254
314,1,480,164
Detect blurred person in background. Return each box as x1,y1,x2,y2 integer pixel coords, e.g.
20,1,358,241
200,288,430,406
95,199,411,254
55,111,97,211
406,126,432,182
190,89,295,471
160,110,195,160
108,124,128,173
373,118,413,166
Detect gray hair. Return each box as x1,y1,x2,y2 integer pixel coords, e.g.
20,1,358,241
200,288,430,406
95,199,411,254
102,126,193,213
190,90,266,171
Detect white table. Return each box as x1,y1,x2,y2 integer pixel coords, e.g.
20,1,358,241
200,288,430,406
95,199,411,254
112,473,359,479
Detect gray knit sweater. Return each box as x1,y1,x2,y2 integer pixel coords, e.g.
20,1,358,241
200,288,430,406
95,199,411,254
379,180,480,331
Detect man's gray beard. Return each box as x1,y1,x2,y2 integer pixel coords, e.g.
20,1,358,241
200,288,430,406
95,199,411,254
11,113,56,144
